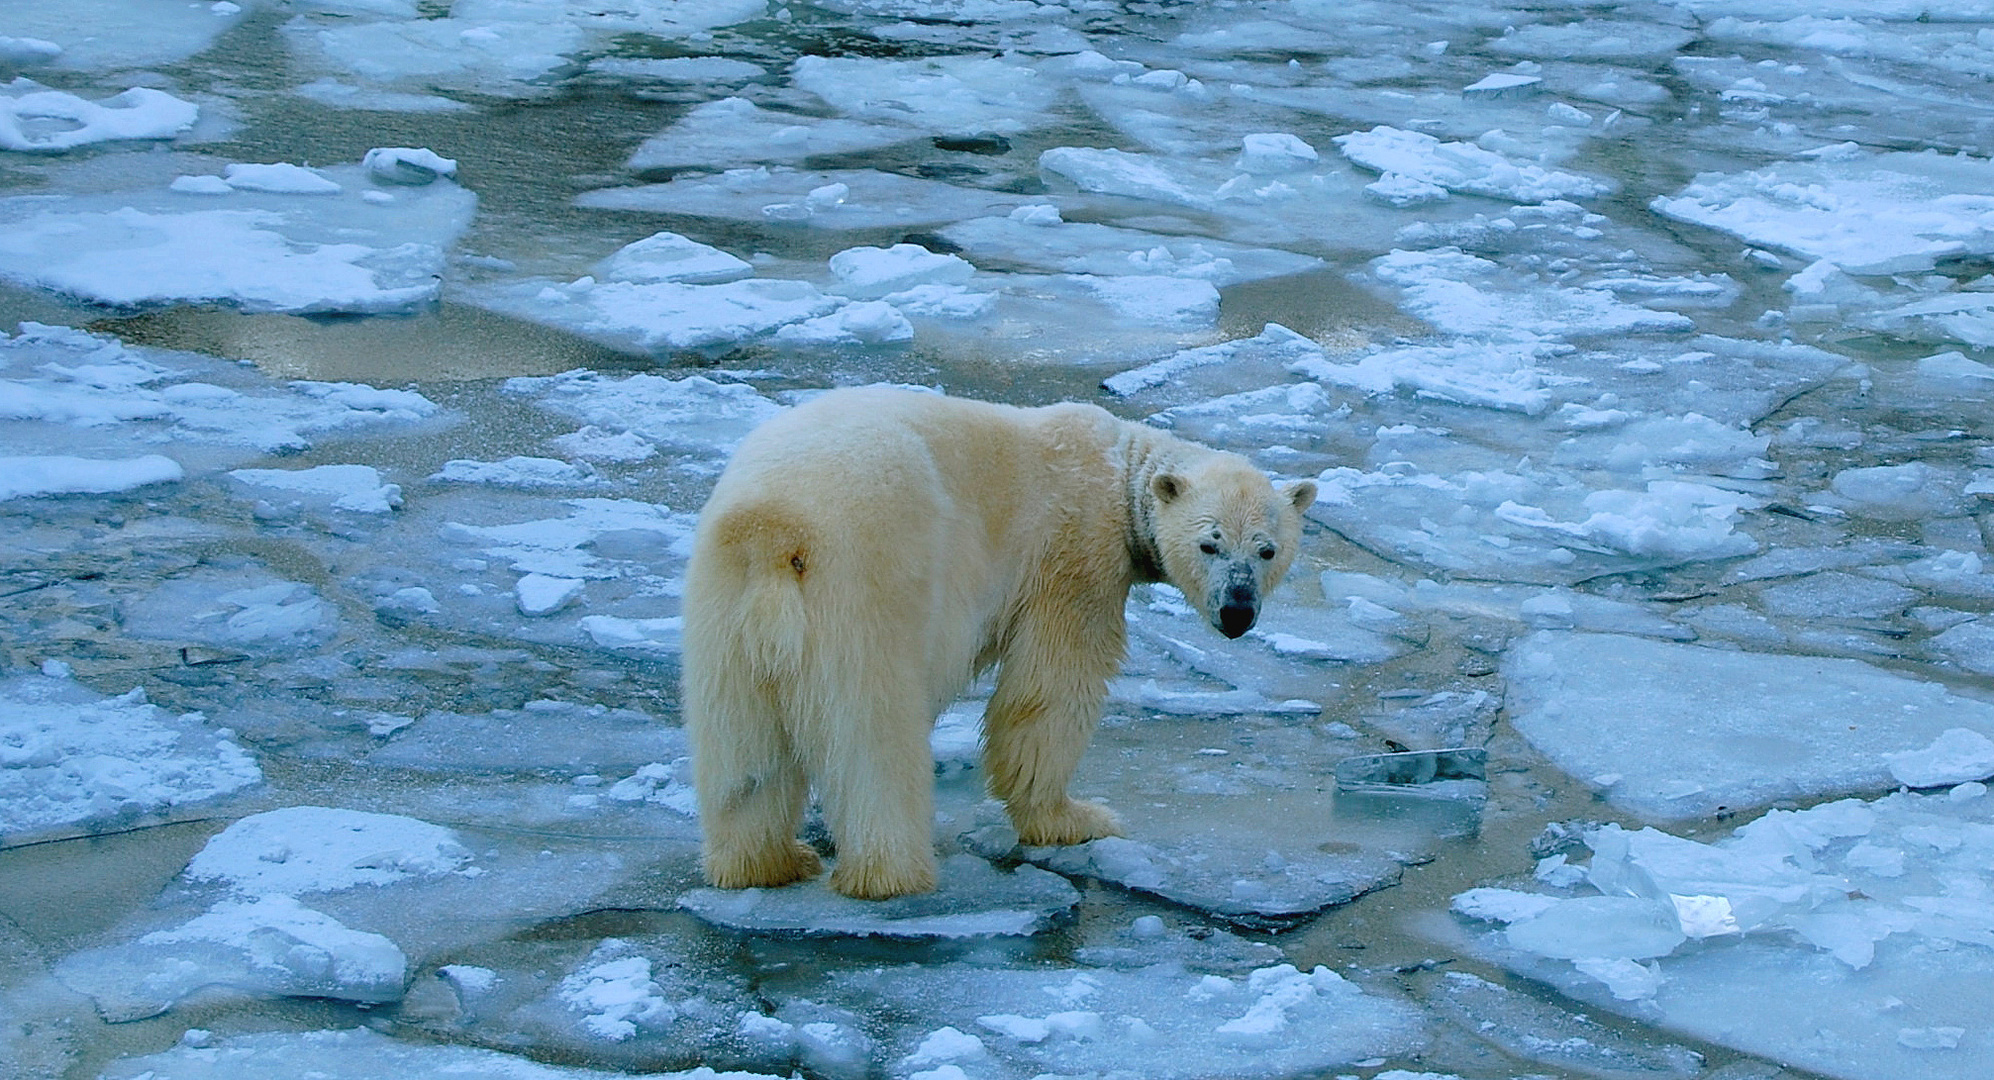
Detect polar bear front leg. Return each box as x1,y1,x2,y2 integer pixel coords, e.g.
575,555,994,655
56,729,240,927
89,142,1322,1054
983,599,1126,847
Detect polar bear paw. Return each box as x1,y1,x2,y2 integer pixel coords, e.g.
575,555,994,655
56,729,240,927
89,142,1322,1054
1014,798,1124,848
705,839,823,890
829,851,939,900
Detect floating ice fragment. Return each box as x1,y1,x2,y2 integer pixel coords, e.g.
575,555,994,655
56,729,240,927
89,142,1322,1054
0,79,197,152
1885,728,1994,788
0,454,182,499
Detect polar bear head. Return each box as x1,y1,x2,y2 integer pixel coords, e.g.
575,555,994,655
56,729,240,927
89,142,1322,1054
1148,457,1317,639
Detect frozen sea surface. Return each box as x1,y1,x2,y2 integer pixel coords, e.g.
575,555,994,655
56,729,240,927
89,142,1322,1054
7,1,1994,1079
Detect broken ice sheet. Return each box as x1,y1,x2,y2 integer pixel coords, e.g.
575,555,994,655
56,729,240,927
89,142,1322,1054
1651,146,1994,275
1442,786,1994,1080
785,961,1425,1080
97,1027,758,1080
0,322,445,456
940,214,1323,287
681,855,1079,938
0,674,261,843
1503,630,1994,823
577,167,1030,231
956,690,1477,928
0,159,476,314
627,96,925,174
54,805,646,1022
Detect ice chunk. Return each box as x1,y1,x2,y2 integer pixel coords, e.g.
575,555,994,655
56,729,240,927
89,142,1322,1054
1235,133,1319,175
515,574,584,617
1503,895,1687,960
230,464,403,513
223,162,342,195
428,457,599,488
941,216,1321,287
505,371,780,461
1365,172,1450,207
0,161,476,314
360,146,457,185
579,168,1028,230
1335,126,1614,202
0,675,260,841
183,806,474,895
628,96,921,172
470,275,851,354
1105,323,1325,398
681,855,1079,938
827,243,974,298
1885,729,1994,788
59,895,407,1021
1504,631,1994,821
1368,248,1693,341
98,1027,709,1079
1462,72,1542,99
1829,462,1969,521
1652,149,1994,275
814,961,1422,1078
0,454,181,499
0,79,197,152
123,570,339,654
791,54,1054,135
1039,146,1213,209
597,231,752,286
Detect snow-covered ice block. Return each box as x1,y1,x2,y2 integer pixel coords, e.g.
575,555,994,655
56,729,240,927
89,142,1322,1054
0,454,182,499
1368,248,1693,341
1504,631,1994,822
1235,132,1319,175
1290,339,1559,414
597,232,752,286
772,300,915,346
1462,72,1542,99
813,962,1424,1078
428,456,599,488
230,464,403,513
1039,146,1212,209
0,324,446,453
940,216,1322,287
681,855,1079,938
505,370,780,461
1652,148,1994,275
184,806,475,896
469,275,850,354
223,162,342,195
0,675,260,842
1105,323,1326,398
1069,273,1219,328
579,615,683,655
0,79,197,152
827,243,974,298
439,498,697,581
361,146,456,185
97,1027,698,1080
1335,126,1614,203
0,160,476,314
628,96,921,172
1365,172,1450,207
1448,787,1994,1080
60,895,407,1021
1885,728,1994,788
578,167,1028,230
791,54,1054,135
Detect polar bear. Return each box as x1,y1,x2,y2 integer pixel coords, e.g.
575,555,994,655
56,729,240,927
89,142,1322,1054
682,388,1316,899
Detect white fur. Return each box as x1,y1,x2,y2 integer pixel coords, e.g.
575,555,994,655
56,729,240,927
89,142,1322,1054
682,389,1314,898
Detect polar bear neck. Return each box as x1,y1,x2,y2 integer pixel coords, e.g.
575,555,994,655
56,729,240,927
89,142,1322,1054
1116,421,1205,584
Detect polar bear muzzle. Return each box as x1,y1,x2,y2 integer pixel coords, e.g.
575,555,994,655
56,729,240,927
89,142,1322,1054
1216,572,1259,638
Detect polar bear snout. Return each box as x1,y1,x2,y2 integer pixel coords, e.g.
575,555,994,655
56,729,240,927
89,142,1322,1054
1217,582,1259,638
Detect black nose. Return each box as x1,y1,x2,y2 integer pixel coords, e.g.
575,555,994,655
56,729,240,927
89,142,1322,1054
1218,603,1256,639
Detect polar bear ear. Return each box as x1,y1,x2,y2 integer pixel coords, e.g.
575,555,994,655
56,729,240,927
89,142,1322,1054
1151,472,1187,504
1284,480,1317,513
